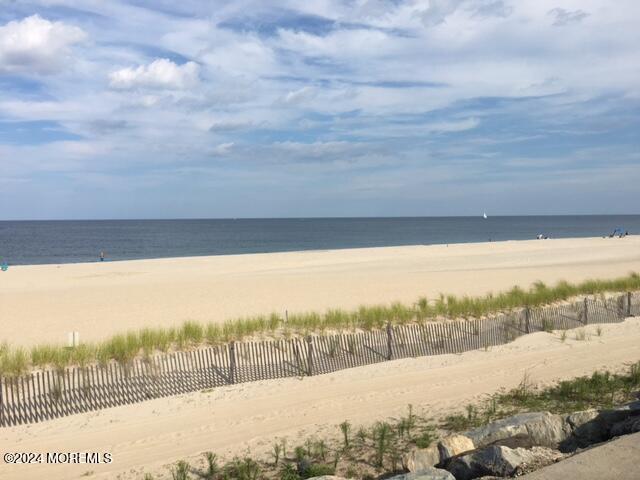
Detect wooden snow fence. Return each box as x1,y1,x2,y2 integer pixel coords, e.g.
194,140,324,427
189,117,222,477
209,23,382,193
1,293,636,427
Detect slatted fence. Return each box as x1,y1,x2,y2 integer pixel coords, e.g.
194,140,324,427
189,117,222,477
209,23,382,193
1,293,637,427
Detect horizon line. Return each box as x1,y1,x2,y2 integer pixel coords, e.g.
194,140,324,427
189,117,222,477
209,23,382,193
1,213,640,222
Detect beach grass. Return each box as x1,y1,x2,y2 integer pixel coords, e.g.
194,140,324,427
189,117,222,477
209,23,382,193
1,273,639,376
442,360,640,431
143,362,640,480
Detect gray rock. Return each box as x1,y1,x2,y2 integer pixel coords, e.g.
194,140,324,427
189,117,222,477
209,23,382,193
404,445,441,472
447,445,537,480
387,467,455,480
565,409,600,429
623,400,640,412
610,416,640,437
563,409,608,450
465,412,570,449
597,401,640,426
437,434,475,462
524,413,570,447
561,402,640,450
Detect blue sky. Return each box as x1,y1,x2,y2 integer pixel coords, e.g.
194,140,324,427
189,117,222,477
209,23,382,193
0,0,638,219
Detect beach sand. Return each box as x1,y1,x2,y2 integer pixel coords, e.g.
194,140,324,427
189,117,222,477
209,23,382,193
1,236,640,347
2,236,640,479
1,318,639,480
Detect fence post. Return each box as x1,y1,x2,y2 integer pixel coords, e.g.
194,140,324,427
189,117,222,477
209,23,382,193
525,307,531,334
229,342,236,384
583,298,588,325
306,336,314,376
627,292,632,317
386,322,393,360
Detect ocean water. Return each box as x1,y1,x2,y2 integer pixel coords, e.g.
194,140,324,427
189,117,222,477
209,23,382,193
0,216,638,266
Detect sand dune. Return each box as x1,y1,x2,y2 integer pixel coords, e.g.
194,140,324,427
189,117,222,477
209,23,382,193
1,318,638,480
2,236,640,347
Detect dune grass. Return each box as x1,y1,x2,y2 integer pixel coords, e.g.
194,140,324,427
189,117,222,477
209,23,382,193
144,362,640,480
442,361,640,432
143,403,436,480
1,273,639,377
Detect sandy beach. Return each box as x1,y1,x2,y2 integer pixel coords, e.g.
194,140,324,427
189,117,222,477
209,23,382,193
1,318,639,480
1,236,640,479
1,236,640,347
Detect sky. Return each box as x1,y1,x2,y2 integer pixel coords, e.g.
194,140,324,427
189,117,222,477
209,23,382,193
0,0,639,220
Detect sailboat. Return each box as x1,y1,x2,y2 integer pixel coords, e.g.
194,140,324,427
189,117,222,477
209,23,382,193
483,212,488,219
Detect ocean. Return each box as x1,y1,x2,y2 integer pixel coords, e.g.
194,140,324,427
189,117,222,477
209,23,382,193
0,216,638,266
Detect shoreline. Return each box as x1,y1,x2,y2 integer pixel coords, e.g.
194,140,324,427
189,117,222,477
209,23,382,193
6,234,636,268
2,236,640,347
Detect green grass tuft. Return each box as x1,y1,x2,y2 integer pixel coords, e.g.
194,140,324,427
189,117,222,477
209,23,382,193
1,273,639,376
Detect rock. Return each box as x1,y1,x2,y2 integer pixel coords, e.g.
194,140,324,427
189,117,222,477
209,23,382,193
617,400,640,412
405,445,441,472
447,445,536,480
437,434,475,462
610,416,640,437
482,433,533,449
565,409,600,430
562,403,640,450
465,412,570,449
387,467,455,480
446,445,562,480
597,401,640,426
517,446,566,474
562,409,607,450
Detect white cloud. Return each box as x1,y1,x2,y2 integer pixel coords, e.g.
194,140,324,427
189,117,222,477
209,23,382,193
426,117,480,133
282,86,317,105
0,15,86,74
212,142,234,155
207,119,255,131
109,58,200,90
1,0,640,219
420,0,465,26
276,140,352,153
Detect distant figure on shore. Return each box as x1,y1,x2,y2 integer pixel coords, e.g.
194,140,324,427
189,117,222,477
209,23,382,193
536,234,548,240
1,259,7,271
100,251,105,262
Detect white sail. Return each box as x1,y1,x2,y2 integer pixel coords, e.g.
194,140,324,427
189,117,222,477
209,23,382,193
483,212,487,219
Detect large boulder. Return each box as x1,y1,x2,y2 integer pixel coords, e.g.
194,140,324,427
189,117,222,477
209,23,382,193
404,445,441,472
437,434,475,462
561,402,640,450
446,445,562,480
562,409,607,450
387,467,455,480
465,412,570,449
610,416,640,437
623,400,640,412
447,445,536,480
597,400,640,427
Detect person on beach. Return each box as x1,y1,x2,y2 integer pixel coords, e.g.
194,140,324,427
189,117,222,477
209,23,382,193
100,251,105,262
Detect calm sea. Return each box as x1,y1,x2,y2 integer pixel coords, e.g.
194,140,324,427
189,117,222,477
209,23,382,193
0,216,638,266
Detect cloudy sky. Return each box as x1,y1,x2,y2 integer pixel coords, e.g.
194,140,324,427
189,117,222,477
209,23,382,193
0,0,638,219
